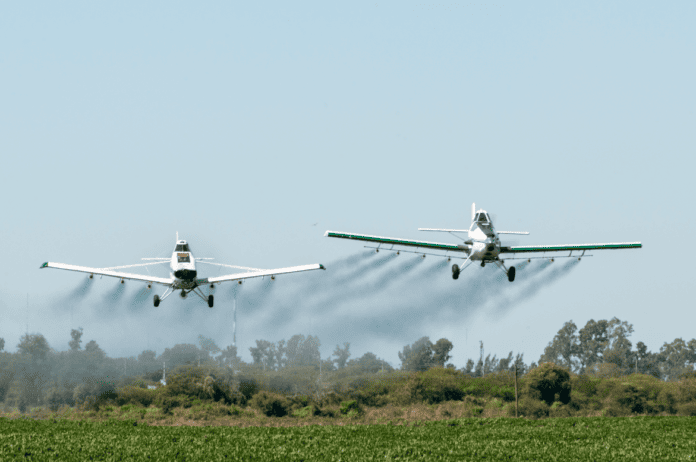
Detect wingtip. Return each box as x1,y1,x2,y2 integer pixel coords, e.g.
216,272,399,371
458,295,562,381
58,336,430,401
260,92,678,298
40,262,48,269
319,264,326,270
323,230,330,237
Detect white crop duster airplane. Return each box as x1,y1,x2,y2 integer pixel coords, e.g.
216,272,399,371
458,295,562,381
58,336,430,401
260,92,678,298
325,204,641,281
40,236,325,307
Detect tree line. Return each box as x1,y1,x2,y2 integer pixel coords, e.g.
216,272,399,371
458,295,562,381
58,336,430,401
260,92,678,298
1,317,695,411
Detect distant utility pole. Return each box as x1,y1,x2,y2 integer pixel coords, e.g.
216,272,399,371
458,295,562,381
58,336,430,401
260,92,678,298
514,363,519,418
480,341,484,377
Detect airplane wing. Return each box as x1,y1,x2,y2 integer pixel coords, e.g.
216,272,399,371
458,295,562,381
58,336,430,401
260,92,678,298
204,263,325,284
325,231,467,252
500,242,642,253
40,262,174,285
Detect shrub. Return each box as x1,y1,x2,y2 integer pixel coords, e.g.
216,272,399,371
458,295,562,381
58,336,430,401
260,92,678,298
249,391,290,417
158,394,195,415
525,363,571,405
340,400,362,416
115,386,156,408
518,398,549,419
677,402,696,416
616,384,647,414
238,377,259,400
405,368,465,404
292,405,320,418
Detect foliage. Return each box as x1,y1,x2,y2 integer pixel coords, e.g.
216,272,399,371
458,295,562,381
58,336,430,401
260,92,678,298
525,362,571,405
249,391,290,417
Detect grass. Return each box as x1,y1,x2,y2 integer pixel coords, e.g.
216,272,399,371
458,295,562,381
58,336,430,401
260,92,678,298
2,416,696,461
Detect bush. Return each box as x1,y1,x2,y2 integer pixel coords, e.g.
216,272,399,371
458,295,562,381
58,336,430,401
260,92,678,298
677,402,696,416
616,384,647,414
238,377,259,400
525,363,571,405
158,394,195,415
518,398,549,419
249,391,290,417
292,405,320,418
339,400,362,416
405,368,465,404
115,386,156,408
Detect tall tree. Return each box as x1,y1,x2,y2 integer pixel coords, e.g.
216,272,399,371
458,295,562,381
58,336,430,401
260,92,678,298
285,334,320,368
69,327,83,351
198,335,221,362
539,321,579,372
635,341,661,378
249,340,275,369
0,338,5,352
432,338,453,367
659,338,696,380
399,337,434,371
577,319,610,371
17,334,51,361
218,345,242,368
332,342,351,369
602,318,634,371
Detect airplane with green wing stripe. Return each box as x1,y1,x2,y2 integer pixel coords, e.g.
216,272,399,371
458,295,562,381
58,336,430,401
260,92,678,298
325,203,641,282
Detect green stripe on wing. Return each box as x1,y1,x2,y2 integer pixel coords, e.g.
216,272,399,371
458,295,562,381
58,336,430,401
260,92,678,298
325,231,463,251
500,242,642,253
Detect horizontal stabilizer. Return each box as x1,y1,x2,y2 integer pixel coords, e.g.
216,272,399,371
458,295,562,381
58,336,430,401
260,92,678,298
497,231,530,235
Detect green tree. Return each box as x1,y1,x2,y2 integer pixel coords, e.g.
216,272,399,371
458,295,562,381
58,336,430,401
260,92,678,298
577,319,610,371
250,340,275,369
525,362,571,405
332,342,351,369
17,333,51,361
462,359,475,376
348,352,393,373
0,338,4,352
432,338,453,367
69,327,83,351
659,338,696,380
602,318,634,372
198,335,221,361
399,337,434,371
285,334,320,368
218,345,242,369
539,321,580,372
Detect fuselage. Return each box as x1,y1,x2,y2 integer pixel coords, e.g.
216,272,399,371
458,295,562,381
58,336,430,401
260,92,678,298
467,210,501,262
170,240,198,289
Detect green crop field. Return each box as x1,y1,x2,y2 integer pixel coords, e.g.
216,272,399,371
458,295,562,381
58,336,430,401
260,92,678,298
2,416,696,461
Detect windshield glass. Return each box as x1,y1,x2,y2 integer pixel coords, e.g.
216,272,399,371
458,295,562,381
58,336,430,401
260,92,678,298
477,213,488,222
175,244,191,252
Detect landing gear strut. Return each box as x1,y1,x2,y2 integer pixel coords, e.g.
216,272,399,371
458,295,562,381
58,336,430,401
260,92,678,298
153,295,160,307
452,264,460,280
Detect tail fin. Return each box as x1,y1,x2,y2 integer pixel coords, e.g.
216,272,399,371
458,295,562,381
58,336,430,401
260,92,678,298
471,203,476,222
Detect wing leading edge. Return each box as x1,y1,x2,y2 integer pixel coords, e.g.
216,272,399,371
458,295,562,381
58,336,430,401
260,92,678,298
500,242,642,253
325,231,466,252
40,262,174,285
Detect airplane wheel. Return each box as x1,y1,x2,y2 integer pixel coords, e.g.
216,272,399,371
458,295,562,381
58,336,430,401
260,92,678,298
508,266,516,282
208,295,214,308
154,295,160,307
451,264,460,280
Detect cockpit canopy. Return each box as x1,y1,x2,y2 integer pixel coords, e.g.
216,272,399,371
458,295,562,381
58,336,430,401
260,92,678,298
475,212,491,224
175,241,191,252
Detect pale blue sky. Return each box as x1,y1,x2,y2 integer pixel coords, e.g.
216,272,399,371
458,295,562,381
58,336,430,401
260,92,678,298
1,1,694,367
